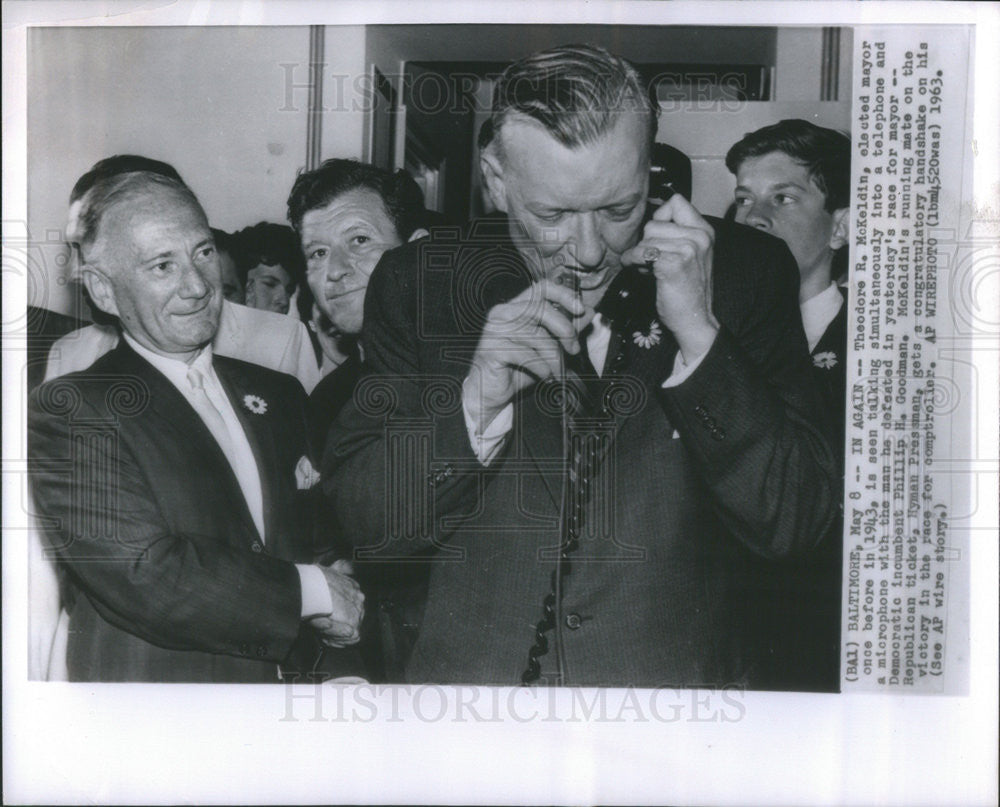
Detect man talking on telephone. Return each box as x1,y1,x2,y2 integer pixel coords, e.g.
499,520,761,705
322,44,838,688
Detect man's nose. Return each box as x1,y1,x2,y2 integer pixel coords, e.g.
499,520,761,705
325,251,354,283
177,260,212,299
568,212,605,268
742,201,771,230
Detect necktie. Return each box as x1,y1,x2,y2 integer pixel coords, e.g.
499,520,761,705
563,324,599,417
567,324,598,378
187,367,231,443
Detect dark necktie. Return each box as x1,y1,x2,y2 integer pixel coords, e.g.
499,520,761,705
563,324,599,417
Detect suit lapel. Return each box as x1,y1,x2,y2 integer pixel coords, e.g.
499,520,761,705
110,342,262,542
601,316,679,440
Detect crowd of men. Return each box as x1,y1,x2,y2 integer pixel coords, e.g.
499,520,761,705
29,43,850,691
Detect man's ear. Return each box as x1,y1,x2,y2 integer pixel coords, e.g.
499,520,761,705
407,227,430,243
81,265,120,319
829,207,849,250
479,147,509,214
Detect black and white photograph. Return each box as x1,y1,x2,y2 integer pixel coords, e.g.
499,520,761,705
3,2,997,804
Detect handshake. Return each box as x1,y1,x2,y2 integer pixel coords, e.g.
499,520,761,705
308,559,365,648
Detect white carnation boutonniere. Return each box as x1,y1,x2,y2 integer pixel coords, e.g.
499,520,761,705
242,393,268,415
813,351,838,370
632,320,663,349
295,455,320,490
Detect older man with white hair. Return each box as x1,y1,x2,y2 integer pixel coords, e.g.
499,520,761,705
46,154,321,393
29,171,363,682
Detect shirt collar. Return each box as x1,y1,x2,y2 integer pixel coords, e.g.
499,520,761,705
122,332,215,387
800,281,845,352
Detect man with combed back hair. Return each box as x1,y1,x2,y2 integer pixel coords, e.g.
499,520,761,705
29,171,364,682
323,44,838,688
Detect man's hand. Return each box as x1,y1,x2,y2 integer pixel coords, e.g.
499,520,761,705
621,193,720,363
464,280,594,433
309,559,364,647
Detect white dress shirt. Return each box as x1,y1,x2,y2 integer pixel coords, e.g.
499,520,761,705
464,313,709,465
801,281,845,353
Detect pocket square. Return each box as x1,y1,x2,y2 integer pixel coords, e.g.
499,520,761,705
295,455,320,490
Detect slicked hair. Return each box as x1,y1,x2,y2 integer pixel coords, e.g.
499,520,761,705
725,119,851,212
286,158,427,239
490,44,658,156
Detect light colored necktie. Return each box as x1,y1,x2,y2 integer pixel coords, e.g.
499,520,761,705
186,366,231,444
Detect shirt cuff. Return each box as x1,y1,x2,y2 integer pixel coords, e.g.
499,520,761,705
296,564,333,618
462,376,514,466
661,343,712,388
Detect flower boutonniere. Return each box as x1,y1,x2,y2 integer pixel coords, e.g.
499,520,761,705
242,393,268,415
632,320,663,349
813,351,838,370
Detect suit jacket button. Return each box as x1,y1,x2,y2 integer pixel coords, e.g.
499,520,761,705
565,613,583,630
251,541,263,553
256,645,267,657
239,643,250,655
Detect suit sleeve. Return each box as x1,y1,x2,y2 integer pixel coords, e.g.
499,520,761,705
28,382,304,663
321,247,487,556
658,228,839,559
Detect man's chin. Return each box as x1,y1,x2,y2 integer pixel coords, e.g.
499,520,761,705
169,310,220,345
324,303,363,335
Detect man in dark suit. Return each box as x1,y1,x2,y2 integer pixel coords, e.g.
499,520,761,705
28,170,364,682
323,44,838,688
726,118,851,690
